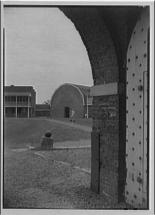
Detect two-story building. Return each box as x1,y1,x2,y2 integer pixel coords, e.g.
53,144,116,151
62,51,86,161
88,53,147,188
4,85,36,118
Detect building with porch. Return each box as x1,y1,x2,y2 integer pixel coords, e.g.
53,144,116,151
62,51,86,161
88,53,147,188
4,85,36,118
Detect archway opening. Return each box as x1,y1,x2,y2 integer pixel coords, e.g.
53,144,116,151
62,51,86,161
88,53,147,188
4,7,93,103
3,6,96,209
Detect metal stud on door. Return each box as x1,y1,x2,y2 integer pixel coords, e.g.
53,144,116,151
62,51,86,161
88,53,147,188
125,8,149,209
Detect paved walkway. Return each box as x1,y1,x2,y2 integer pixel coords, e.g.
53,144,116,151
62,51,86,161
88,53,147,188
54,145,90,150
49,119,92,132
54,139,90,148
11,142,91,152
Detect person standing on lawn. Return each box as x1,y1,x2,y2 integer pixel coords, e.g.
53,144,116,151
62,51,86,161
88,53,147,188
70,109,75,122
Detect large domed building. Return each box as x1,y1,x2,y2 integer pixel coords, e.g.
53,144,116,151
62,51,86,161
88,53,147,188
51,83,93,118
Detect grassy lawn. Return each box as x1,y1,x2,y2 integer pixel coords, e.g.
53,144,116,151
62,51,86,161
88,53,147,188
4,118,90,149
37,148,91,170
4,118,95,208
52,117,93,127
3,118,128,209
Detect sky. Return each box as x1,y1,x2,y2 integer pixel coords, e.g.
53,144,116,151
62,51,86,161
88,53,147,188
4,7,93,103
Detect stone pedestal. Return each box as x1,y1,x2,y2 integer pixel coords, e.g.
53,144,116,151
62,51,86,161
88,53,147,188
41,136,53,150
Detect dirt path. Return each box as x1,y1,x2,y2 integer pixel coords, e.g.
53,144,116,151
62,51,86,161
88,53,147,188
4,150,111,209
54,139,90,148
4,149,129,209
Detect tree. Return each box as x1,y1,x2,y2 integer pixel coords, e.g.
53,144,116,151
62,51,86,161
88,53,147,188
43,99,51,105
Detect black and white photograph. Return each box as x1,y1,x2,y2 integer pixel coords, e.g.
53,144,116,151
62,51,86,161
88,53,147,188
1,1,154,214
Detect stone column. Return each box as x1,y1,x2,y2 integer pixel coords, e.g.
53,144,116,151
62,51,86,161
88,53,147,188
86,95,88,118
27,95,29,118
15,96,17,118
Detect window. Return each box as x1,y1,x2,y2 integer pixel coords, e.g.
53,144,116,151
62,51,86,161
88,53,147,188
17,96,29,103
5,96,16,102
11,96,16,102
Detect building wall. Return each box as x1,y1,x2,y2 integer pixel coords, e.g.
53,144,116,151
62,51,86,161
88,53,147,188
51,84,85,118
35,104,50,117
92,95,119,202
30,91,36,116
35,110,50,117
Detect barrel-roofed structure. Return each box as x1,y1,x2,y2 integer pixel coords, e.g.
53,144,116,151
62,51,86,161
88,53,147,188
50,83,93,118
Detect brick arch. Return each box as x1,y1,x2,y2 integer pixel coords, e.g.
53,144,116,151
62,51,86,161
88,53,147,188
59,7,119,84
58,6,144,204
59,7,121,203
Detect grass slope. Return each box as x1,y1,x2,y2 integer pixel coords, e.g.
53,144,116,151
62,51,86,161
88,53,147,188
4,118,112,209
4,118,90,149
53,117,92,127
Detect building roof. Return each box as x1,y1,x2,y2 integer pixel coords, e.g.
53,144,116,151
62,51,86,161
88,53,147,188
4,85,36,93
70,84,93,105
51,83,93,106
61,83,91,97
73,84,91,97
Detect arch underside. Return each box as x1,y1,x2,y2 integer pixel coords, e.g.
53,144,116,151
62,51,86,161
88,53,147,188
59,6,146,205
60,6,141,84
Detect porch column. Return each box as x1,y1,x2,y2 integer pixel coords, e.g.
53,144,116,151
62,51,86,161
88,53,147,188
86,95,88,118
28,95,29,118
16,96,17,118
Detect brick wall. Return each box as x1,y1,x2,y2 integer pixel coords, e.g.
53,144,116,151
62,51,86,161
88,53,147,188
92,95,119,202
